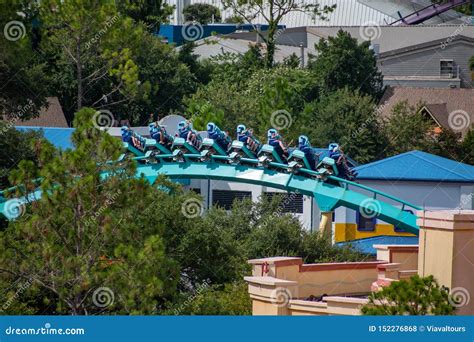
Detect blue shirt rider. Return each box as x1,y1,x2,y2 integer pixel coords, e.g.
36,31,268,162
328,143,357,180
298,135,316,169
237,124,260,153
121,126,132,144
149,122,172,147
267,128,289,161
207,122,230,151
177,120,201,148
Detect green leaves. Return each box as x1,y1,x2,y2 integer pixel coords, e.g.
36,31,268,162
362,275,456,315
308,30,383,99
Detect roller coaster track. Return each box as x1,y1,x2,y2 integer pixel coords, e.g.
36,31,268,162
390,0,470,25
0,153,422,235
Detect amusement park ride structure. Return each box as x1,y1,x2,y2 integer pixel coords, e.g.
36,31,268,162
0,123,422,238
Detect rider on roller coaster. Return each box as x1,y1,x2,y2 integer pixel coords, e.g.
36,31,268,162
236,124,260,153
177,120,201,149
267,128,289,161
121,126,132,144
207,122,231,151
298,135,317,170
328,143,357,181
149,122,173,148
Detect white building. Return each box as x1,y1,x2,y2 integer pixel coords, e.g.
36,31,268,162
167,0,471,26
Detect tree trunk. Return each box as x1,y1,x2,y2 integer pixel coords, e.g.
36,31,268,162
76,37,83,111
265,23,277,68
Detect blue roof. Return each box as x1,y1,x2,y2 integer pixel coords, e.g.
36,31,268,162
355,150,474,183
337,235,419,255
16,126,74,150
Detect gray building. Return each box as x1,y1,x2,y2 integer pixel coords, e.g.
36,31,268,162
190,24,474,88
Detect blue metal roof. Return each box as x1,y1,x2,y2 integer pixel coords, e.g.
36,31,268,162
355,150,474,183
337,235,419,255
15,126,74,150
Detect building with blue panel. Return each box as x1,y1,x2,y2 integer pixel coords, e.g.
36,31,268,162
157,24,285,46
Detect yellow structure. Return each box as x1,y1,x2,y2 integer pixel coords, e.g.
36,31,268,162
245,210,474,315
334,223,415,243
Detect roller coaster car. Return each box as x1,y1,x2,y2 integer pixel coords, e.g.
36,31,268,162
228,140,256,163
316,157,339,179
287,149,312,173
257,144,284,167
199,138,227,161
171,137,200,161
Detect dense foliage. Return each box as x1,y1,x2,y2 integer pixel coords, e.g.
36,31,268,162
1,0,473,316
361,275,456,315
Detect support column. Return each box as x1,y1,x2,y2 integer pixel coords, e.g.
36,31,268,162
417,210,474,315
319,211,333,239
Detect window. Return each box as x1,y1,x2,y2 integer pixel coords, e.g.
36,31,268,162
212,190,251,210
190,188,201,195
263,192,304,214
440,59,454,78
356,211,376,231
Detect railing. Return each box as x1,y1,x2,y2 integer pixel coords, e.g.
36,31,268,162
329,175,423,211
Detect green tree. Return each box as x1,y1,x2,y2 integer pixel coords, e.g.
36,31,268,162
308,30,383,98
39,0,149,117
117,0,174,32
183,3,222,24
222,0,335,67
0,123,44,188
302,88,385,164
173,282,252,315
0,108,180,315
0,2,47,119
461,129,474,165
361,275,456,315
382,101,433,157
